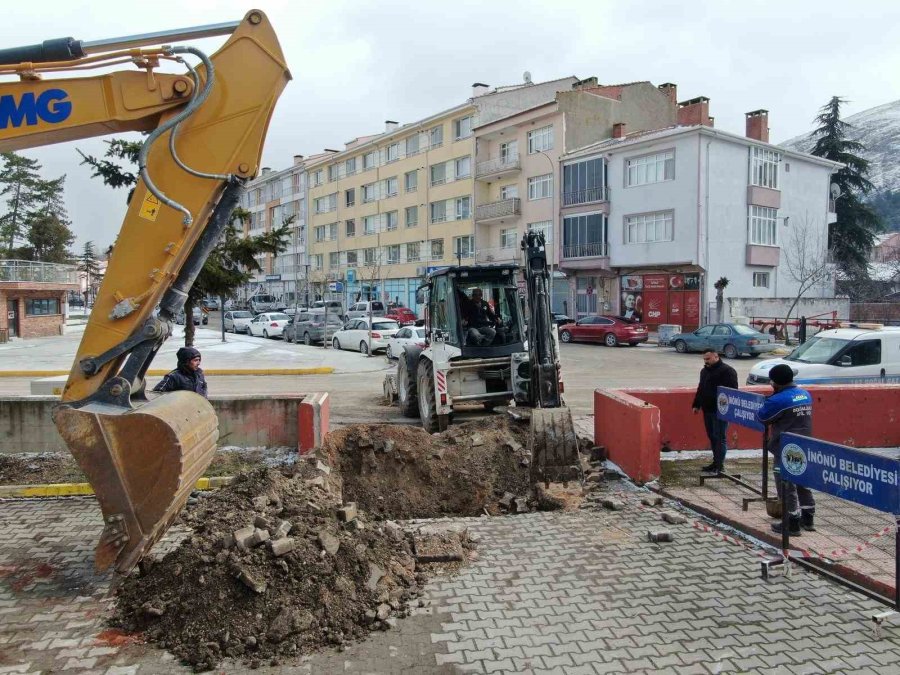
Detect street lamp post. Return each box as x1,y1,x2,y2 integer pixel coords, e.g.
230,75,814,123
538,150,557,312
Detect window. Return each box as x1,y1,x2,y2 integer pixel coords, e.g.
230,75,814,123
329,252,339,268
528,220,552,244
406,242,421,262
387,245,401,264
311,169,323,186
430,125,444,148
626,150,674,187
269,181,282,201
840,340,881,367
748,206,777,246
454,115,473,140
431,197,470,223
328,165,340,182
455,156,471,179
328,222,338,240
314,225,326,242
563,157,607,205
345,219,356,237
527,125,554,154
750,146,780,189
385,211,398,231
345,157,357,175
528,173,553,200
363,215,378,235
455,196,471,220
430,163,446,186
385,176,398,197
430,200,447,223
453,235,474,259
362,183,376,203
405,205,419,227
386,143,400,163
314,193,337,213
500,228,518,249
247,189,258,207
312,254,323,270
364,248,377,266
26,298,59,315
625,210,674,244
363,152,376,170
345,188,355,207
346,250,358,267
753,272,770,288
405,170,418,192
406,134,420,156
500,140,518,163
430,238,444,260
500,184,519,200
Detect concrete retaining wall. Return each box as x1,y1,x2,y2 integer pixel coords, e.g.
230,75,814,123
0,394,330,455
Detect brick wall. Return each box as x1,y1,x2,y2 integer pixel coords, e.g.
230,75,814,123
0,290,66,338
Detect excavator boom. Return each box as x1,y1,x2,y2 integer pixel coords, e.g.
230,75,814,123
0,10,290,574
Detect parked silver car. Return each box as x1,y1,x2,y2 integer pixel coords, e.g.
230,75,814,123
223,310,254,333
285,309,343,345
344,300,386,322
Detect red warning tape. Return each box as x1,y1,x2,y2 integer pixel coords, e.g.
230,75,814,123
823,524,896,561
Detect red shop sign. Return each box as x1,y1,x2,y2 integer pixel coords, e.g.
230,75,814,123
684,291,700,322
643,290,667,323
644,274,668,290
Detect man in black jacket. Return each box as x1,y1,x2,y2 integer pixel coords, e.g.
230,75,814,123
692,347,738,474
153,346,208,398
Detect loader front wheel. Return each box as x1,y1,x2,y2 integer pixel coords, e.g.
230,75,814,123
417,359,447,433
398,353,419,418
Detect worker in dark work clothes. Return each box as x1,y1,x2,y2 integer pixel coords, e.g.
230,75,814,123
756,363,815,535
461,288,500,346
692,348,739,474
153,346,208,398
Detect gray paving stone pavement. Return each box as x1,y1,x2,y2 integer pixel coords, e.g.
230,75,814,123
2,485,900,674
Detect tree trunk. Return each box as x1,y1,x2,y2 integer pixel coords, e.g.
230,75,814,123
184,297,196,347
715,290,724,323
220,294,227,343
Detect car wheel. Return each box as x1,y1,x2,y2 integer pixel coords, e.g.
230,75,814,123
303,333,312,346
604,333,618,347
724,344,739,359
560,330,572,343
360,341,369,355
386,345,393,360
332,337,341,350
263,330,269,339
674,340,688,353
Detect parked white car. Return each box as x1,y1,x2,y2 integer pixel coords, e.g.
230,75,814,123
223,310,254,333
385,326,426,360
332,318,400,355
247,312,291,339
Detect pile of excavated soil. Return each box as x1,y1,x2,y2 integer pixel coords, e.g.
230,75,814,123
322,417,535,520
115,465,445,671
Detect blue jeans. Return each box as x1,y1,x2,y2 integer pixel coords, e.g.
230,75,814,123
703,411,728,469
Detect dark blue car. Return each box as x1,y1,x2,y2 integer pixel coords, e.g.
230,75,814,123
671,323,776,358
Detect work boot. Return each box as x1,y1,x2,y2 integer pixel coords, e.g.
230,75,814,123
800,509,816,532
772,516,801,536
700,462,718,473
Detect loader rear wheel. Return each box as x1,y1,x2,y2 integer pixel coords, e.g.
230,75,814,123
417,359,448,433
398,354,419,418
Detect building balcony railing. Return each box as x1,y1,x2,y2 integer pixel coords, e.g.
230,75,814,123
475,246,519,264
0,259,78,284
562,242,609,259
475,198,521,222
475,155,521,179
562,186,610,206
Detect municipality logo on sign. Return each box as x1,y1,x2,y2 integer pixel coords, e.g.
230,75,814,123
782,443,808,477
716,392,729,416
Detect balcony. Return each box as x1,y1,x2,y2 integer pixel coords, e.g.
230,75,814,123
0,259,78,284
562,242,609,259
475,198,520,223
475,155,521,180
562,186,610,207
475,246,519,264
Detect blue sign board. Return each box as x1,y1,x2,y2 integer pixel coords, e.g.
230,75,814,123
716,387,765,432
780,433,900,515
329,282,344,292
346,269,356,284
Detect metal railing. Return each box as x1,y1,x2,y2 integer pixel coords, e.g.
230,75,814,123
0,259,78,284
562,186,610,206
562,242,609,259
475,198,521,222
475,154,521,178
475,247,519,264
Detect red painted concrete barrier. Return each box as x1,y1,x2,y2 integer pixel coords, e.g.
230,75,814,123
595,384,900,483
298,391,330,454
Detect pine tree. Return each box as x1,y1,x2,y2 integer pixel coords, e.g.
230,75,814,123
78,241,102,305
0,152,42,255
23,174,75,262
809,97,881,275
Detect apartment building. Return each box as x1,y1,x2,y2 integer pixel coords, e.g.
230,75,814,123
240,156,309,303
560,106,841,327
473,80,678,311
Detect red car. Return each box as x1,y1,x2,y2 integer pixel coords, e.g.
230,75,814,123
558,315,649,347
385,307,417,326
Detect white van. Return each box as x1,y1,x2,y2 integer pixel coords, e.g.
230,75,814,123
248,294,278,314
747,327,900,385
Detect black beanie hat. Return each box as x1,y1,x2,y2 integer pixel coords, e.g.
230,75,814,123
769,364,794,385
177,346,201,365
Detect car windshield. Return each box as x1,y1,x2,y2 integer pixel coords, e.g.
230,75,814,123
254,295,276,303
414,328,426,338
372,321,399,330
732,325,758,336
270,313,290,321
785,336,849,363
233,311,252,318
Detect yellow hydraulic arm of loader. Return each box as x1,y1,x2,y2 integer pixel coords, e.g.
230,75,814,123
0,10,290,574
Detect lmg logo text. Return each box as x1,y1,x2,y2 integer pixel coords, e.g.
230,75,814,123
0,89,72,129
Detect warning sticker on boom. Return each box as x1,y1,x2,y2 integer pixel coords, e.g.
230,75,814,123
139,191,161,222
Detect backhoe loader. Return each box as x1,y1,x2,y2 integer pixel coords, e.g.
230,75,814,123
0,11,290,574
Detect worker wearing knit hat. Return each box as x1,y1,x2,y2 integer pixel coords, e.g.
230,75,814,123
768,363,795,386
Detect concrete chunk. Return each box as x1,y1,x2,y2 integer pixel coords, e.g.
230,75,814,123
270,537,295,557
252,495,269,510
602,499,625,511
337,502,358,522
250,528,270,547
233,526,256,550
274,520,292,538
233,567,267,594
648,530,673,543
661,510,688,525
314,460,331,475
641,496,664,507
367,563,385,591
317,531,340,556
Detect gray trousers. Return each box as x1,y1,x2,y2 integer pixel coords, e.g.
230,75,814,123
772,448,815,517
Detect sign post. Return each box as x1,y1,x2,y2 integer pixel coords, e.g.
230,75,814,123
712,387,771,510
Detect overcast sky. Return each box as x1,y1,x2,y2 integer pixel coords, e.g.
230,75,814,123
4,0,899,251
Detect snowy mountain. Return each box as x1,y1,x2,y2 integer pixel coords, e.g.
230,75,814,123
779,99,900,193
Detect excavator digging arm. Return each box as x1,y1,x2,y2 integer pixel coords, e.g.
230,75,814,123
0,10,290,574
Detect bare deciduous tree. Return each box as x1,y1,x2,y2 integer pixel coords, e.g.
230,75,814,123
782,215,832,343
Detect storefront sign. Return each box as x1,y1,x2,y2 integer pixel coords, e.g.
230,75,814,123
780,433,899,515
643,290,667,323
621,275,643,291
684,292,700,322
669,274,684,289
716,386,765,431
265,274,281,281
669,293,683,321
644,274,668,290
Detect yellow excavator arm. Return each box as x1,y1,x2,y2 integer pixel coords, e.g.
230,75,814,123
0,10,290,574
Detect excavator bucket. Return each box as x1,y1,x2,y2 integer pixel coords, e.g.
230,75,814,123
53,392,218,574
528,407,581,484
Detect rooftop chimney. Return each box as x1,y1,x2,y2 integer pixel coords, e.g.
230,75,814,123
385,120,399,133
261,167,271,175
658,82,677,108
293,154,304,166
574,76,598,90
471,82,490,97
612,122,626,139
745,109,769,142
677,96,711,127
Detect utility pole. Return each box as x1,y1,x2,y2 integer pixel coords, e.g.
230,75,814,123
538,150,557,313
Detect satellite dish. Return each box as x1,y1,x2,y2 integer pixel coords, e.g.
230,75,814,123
523,71,532,84
830,183,841,200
